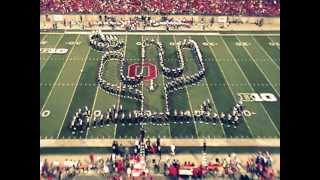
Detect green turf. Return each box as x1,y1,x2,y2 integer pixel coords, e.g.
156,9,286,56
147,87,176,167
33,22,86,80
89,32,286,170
116,35,141,138
40,34,64,71
40,33,280,139
40,34,77,110
205,36,279,138
142,35,170,138
237,36,280,94
160,35,197,138
253,36,280,66
175,35,225,138
222,36,280,133
40,35,90,138
195,36,253,138
58,49,102,138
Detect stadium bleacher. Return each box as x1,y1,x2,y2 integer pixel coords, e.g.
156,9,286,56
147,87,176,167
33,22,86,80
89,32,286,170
40,0,280,16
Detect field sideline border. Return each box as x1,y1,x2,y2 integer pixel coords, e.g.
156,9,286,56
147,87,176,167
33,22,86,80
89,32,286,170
41,31,280,36
40,138,279,148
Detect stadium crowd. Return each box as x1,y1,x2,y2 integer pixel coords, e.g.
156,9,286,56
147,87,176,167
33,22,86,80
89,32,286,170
40,0,280,16
40,151,277,179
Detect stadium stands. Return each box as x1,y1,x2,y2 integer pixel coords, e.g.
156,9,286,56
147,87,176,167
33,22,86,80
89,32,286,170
40,0,280,16
40,151,276,179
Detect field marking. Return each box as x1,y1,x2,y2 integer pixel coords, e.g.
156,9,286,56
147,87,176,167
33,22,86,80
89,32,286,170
85,86,99,138
173,35,199,138
157,35,172,138
203,78,227,137
250,36,280,70
204,36,255,137
219,36,280,136
57,44,92,138
40,35,80,113
235,36,280,97
114,83,122,139
184,86,199,138
267,36,280,50
43,31,280,36
40,34,48,42
41,138,280,147
114,34,127,139
141,35,145,112
40,34,64,72
187,35,226,138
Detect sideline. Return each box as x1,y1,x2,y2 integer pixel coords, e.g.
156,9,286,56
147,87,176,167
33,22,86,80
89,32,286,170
41,138,280,148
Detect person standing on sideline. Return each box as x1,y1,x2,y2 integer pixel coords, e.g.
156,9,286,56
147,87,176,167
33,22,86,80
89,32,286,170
203,139,207,153
140,126,145,143
170,144,175,156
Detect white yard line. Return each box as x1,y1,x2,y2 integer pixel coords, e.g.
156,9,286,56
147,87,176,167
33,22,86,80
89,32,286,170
204,36,255,137
40,34,48,42
267,36,280,50
219,36,280,136
250,36,280,70
141,35,145,112
114,34,128,139
203,78,227,137
113,82,122,139
42,31,280,36
40,34,64,72
173,35,199,138
187,35,226,137
235,36,280,97
85,87,99,138
157,34,172,138
40,35,80,113
184,87,199,138
57,46,92,138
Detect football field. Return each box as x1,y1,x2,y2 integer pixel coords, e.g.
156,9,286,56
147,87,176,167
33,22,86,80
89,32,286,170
40,32,280,140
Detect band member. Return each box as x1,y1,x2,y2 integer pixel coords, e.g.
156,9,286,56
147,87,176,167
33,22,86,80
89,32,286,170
220,112,225,125
227,113,232,128
234,116,239,128
212,113,218,125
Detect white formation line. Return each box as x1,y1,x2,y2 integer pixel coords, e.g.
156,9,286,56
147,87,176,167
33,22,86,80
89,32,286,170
57,45,92,138
158,34,171,138
219,36,279,136
114,34,128,139
40,35,80,113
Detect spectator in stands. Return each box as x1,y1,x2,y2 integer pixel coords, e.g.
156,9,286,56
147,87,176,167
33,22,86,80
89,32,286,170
40,0,280,16
41,150,278,179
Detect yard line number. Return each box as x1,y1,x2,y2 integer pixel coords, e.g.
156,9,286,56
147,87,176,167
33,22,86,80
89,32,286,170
40,48,68,54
